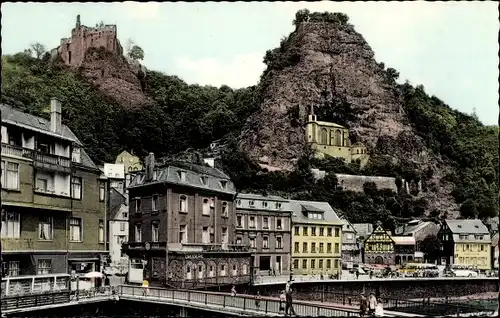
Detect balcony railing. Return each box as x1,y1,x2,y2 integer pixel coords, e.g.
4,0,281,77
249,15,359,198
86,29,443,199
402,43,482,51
1,143,71,168
122,242,167,250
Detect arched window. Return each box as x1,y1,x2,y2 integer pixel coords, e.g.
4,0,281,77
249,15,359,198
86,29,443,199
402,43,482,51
335,130,342,146
221,202,228,217
202,198,210,215
179,195,188,212
320,128,328,145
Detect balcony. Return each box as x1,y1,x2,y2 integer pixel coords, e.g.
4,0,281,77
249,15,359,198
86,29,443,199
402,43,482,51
1,143,71,173
122,241,167,251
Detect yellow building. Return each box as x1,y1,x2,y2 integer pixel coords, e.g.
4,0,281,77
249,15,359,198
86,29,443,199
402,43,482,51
439,219,492,270
306,109,369,167
115,150,142,172
290,200,343,276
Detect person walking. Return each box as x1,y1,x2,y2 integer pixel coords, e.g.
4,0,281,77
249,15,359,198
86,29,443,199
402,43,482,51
231,285,237,297
368,293,377,317
142,277,149,296
285,281,296,316
356,269,360,280
359,293,368,317
279,290,286,314
255,291,261,309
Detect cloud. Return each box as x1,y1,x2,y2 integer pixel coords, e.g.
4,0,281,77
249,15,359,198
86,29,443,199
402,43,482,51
122,2,160,20
176,53,266,89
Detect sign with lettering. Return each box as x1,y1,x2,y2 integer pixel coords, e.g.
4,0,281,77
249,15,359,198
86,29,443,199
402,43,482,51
185,254,203,259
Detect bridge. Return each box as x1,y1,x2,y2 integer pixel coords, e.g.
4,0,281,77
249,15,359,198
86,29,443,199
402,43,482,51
1,285,426,317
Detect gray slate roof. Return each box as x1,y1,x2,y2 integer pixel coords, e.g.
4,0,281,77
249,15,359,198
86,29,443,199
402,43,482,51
237,193,288,202
395,220,433,235
1,104,98,170
353,223,373,238
109,188,127,219
289,200,343,225
129,162,236,195
445,219,489,234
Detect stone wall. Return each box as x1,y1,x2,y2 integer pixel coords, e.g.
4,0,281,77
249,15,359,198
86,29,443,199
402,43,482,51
336,173,400,193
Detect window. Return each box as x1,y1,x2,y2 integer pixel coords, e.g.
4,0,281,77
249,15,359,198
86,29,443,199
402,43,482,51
311,227,316,236
303,227,308,236
335,228,340,237
1,210,20,238
293,259,299,269
71,177,82,199
249,237,256,248
326,260,331,269
294,242,299,252
202,198,210,215
249,201,255,208
334,243,340,253
303,242,308,253
236,199,242,207
122,212,128,218
221,202,229,217
37,259,51,275
263,236,269,249
319,243,324,253
134,199,142,213
236,236,242,245
276,202,282,209
327,228,332,236
236,215,243,228
179,225,187,243
262,201,268,208
120,222,126,232
179,171,186,181
152,222,159,242
294,226,300,235
135,223,142,242
200,176,209,185
263,217,269,229
220,180,227,190
39,216,53,240
1,161,19,190
249,216,255,228
69,218,82,242
311,259,316,269
277,218,282,230
37,177,48,192
232,265,237,276
243,264,248,275
99,182,105,202
276,236,283,249
311,242,316,253
327,243,332,253
98,220,104,243
179,195,188,213
319,259,323,269
220,264,226,276
221,227,228,244
334,259,339,268
302,259,307,269
8,261,20,276
319,228,324,236
152,195,159,211
202,227,210,244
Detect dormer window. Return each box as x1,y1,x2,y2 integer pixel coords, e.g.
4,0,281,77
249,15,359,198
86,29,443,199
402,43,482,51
200,176,209,186
236,200,242,207
179,171,186,181
276,202,282,209
220,180,227,190
249,201,255,208
262,201,268,208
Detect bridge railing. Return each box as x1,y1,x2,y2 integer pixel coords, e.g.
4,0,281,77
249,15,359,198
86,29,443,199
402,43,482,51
314,291,496,316
119,285,360,317
1,290,71,312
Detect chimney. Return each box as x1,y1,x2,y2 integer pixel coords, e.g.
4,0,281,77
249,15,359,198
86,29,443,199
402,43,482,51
50,98,62,134
145,153,155,181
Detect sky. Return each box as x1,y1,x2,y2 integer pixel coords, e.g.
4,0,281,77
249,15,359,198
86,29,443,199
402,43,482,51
2,2,499,125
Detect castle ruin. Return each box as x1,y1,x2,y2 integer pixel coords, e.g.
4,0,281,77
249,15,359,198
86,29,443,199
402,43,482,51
53,15,123,67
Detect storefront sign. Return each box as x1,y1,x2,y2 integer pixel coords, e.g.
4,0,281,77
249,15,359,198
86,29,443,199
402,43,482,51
185,254,203,259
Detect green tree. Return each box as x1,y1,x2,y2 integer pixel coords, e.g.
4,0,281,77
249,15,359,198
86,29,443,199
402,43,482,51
129,45,145,61
419,235,443,262
293,9,310,26
30,42,46,59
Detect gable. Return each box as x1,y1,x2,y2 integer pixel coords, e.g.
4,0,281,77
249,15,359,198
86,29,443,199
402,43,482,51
365,225,394,243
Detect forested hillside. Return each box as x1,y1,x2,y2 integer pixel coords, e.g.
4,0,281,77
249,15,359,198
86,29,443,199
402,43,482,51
1,10,497,229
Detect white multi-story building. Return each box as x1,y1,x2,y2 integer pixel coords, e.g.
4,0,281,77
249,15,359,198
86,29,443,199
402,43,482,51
108,188,129,266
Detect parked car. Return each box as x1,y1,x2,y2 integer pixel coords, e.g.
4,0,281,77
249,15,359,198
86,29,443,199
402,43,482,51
449,269,479,277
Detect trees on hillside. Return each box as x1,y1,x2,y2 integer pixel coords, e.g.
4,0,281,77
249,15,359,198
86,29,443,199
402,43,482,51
126,38,145,61
29,42,46,59
419,235,443,263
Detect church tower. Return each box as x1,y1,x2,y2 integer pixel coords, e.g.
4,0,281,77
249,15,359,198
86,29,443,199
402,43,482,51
76,14,81,29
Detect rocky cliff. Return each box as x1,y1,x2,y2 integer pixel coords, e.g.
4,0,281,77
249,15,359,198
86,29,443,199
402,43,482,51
239,13,458,216
79,47,150,108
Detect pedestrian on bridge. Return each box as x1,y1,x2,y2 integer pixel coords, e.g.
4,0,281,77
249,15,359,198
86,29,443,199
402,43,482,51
231,285,237,297
279,290,286,313
285,281,296,317
142,278,149,296
255,291,261,309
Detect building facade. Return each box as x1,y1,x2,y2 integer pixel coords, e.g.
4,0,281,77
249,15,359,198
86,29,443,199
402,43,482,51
1,100,108,284
234,193,292,277
439,219,492,270
392,236,416,265
290,200,343,277
115,150,142,173
395,219,440,251
363,224,395,265
306,108,369,167
104,163,126,194
122,154,251,288
340,217,361,265
107,188,129,267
